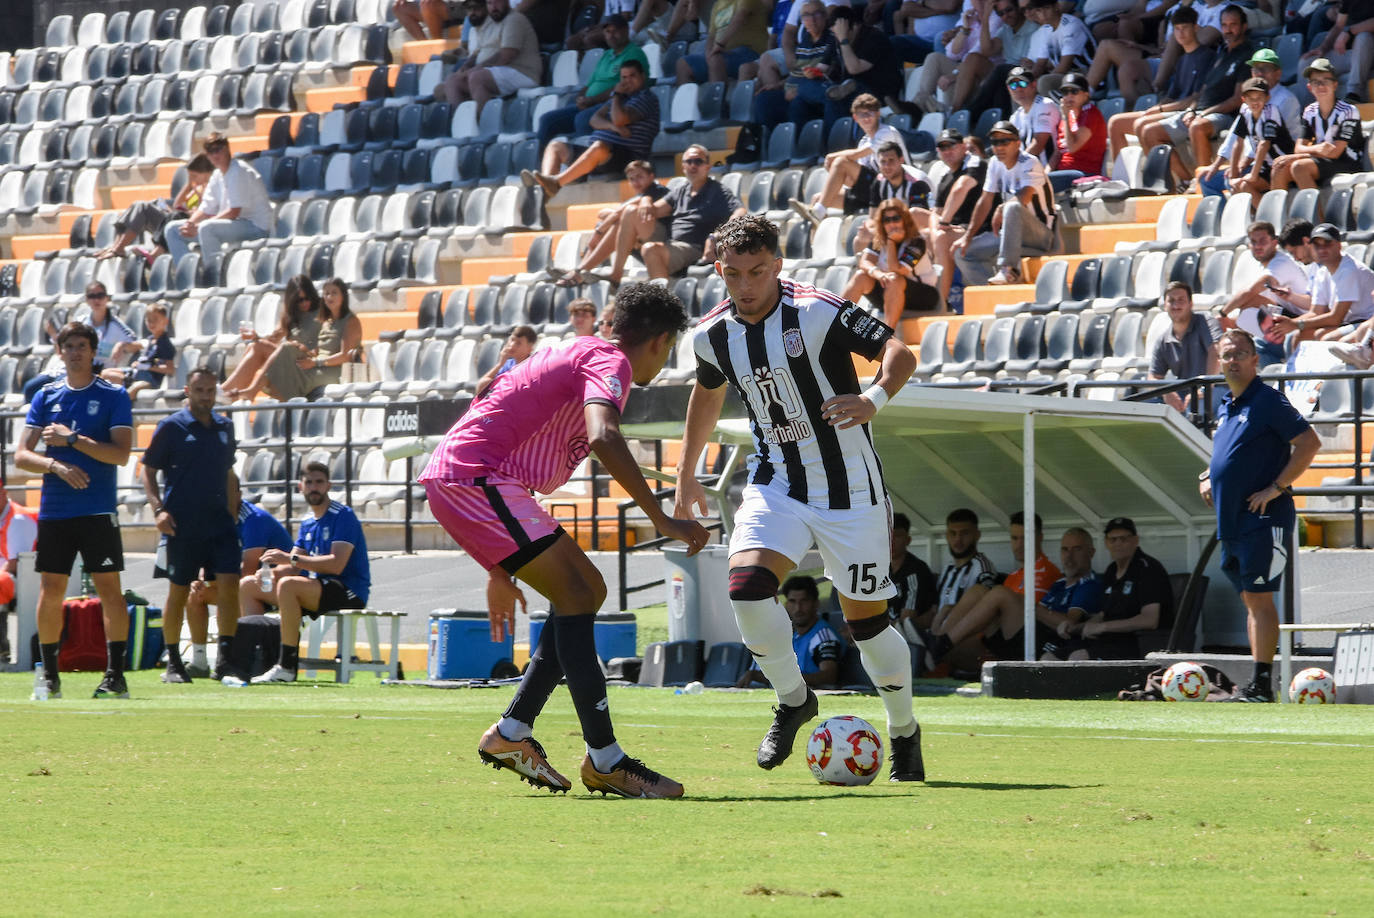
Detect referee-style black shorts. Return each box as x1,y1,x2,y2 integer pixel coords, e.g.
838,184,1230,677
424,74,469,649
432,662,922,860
155,529,241,587
309,576,364,619
36,513,124,575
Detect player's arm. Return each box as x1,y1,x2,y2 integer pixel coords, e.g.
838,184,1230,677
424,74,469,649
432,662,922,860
673,381,729,520
288,540,352,576
805,658,840,687
16,425,90,490
40,424,133,467
240,545,266,578
587,401,709,554
821,336,917,430
141,464,175,536
1247,426,1321,514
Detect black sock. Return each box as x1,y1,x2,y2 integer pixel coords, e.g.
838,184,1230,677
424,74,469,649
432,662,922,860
166,643,184,667
40,641,60,676
931,633,953,661
106,641,126,677
553,613,615,750
217,634,235,664
505,614,564,727
1253,661,1273,686
281,643,299,670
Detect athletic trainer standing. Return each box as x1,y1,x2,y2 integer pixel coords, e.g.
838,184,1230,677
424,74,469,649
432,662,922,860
16,322,134,699
1200,329,1320,702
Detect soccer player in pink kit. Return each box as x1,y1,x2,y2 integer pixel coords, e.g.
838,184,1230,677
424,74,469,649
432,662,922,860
419,283,709,799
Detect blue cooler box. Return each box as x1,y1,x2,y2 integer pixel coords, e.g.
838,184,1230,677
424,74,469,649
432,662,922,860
428,611,514,679
529,612,637,663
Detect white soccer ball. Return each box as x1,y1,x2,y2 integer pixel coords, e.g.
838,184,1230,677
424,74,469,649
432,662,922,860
1289,667,1336,704
805,715,884,786
1161,662,1210,702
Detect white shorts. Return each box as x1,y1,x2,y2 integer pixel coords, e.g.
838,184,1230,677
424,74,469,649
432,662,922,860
728,484,897,602
483,66,539,96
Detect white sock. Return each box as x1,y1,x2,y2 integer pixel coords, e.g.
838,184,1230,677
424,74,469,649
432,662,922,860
191,643,208,666
588,741,624,772
733,597,809,707
856,626,917,738
813,203,828,220
497,716,532,741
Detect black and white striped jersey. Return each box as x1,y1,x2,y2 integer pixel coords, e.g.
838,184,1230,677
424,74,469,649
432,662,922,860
693,278,893,510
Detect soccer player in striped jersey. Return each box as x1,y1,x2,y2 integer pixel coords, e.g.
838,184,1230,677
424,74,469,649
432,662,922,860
419,283,709,798
674,215,926,782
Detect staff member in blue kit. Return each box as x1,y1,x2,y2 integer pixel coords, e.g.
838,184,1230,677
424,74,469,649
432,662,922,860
1200,329,1320,702
141,367,240,683
16,322,134,700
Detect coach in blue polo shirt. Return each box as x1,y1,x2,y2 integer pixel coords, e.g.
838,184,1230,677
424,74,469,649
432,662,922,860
1201,329,1320,702
142,367,240,683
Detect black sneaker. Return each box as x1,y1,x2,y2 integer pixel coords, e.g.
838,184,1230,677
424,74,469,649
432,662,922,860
889,725,926,782
186,660,211,679
161,661,192,684
93,672,130,699
45,673,62,699
209,658,235,682
757,689,819,769
1224,680,1274,703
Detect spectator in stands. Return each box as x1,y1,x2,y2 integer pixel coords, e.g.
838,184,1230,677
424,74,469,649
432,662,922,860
736,575,842,689
827,6,904,108
923,510,1062,671
929,507,997,636
536,14,650,150
887,512,938,642
1199,77,1295,207
252,462,371,683
675,0,770,84
443,0,541,114
1221,220,1312,365
553,160,669,288
605,144,746,284
163,134,272,267
1046,517,1171,660
1048,72,1109,191
844,199,942,327
564,1,628,50
1105,6,1214,161
476,325,538,398
788,94,909,226
1330,315,1374,368
910,0,1002,115
598,303,617,336
1096,0,1174,46
1270,59,1367,192
1080,0,1141,40
1025,0,1096,96
927,130,990,305
1300,0,1374,102
435,0,496,69
846,141,933,252
1138,5,1253,189
1271,223,1374,343
570,298,599,336
523,60,659,200
0,482,37,663
27,282,138,402
891,0,961,65
752,1,840,129
1247,48,1303,139
100,302,175,398
97,155,214,262
953,120,1058,286
393,0,465,41
1148,281,1221,414
1152,0,1227,94
959,0,1042,119
1006,66,1059,165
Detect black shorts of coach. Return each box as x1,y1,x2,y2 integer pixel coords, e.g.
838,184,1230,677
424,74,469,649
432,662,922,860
155,529,241,587
35,513,124,575
309,576,364,619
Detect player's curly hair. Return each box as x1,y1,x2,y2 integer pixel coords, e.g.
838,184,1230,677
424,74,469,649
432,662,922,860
610,282,690,346
714,214,779,257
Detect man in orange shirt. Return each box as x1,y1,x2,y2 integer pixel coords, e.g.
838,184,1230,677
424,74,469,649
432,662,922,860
0,482,38,661
921,510,1061,670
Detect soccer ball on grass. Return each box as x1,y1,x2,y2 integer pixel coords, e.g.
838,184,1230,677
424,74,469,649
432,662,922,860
1289,667,1336,704
805,715,883,786
1160,662,1210,702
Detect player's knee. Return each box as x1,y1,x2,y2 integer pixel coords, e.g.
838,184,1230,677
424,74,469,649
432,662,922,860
728,565,780,602
847,613,889,642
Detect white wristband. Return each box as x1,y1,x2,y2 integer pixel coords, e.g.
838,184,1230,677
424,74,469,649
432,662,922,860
861,384,890,413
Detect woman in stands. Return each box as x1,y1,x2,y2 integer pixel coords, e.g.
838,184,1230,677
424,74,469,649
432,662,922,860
96,155,215,262
843,198,942,331
223,276,361,401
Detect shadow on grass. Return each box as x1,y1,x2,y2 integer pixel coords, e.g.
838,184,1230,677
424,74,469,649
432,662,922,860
923,780,1102,791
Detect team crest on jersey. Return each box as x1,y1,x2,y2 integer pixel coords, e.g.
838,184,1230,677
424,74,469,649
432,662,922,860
605,376,623,400
783,328,804,358
87,400,100,415
219,431,229,444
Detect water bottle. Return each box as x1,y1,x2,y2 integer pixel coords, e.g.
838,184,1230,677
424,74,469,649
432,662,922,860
674,680,704,696
32,662,48,701
258,561,273,592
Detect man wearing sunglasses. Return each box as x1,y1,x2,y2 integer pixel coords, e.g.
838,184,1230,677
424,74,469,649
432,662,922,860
1048,72,1108,191
1269,223,1374,346
1006,65,1059,164
952,120,1057,286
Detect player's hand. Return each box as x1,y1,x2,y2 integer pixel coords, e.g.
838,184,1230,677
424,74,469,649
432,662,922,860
1199,476,1213,507
659,516,711,557
674,474,710,521
1247,483,1282,514
260,548,292,566
1270,315,1297,335
48,460,89,489
154,509,176,536
486,570,526,643
821,392,877,429
41,423,74,446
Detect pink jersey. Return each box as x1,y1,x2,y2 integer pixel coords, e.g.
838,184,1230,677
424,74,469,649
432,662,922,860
419,336,633,494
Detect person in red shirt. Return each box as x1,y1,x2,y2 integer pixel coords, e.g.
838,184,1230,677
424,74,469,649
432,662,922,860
1049,72,1108,193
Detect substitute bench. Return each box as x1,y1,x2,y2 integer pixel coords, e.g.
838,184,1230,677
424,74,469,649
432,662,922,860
301,609,405,683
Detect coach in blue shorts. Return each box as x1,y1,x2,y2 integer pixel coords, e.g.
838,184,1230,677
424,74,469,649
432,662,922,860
1200,329,1320,702
16,322,134,700
141,367,240,683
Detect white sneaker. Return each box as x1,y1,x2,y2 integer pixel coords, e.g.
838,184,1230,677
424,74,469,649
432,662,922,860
251,664,297,684
1330,342,1374,370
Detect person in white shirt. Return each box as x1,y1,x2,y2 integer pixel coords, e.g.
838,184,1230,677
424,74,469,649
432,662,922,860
791,94,911,223
1270,223,1374,345
911,0,1002,114
1006,65,1060,164
163,134,271,265
1025,0,1096,96
1221,220,1313,364
952,120,1058,285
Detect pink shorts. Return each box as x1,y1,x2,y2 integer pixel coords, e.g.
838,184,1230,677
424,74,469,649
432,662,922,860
424,477,563,572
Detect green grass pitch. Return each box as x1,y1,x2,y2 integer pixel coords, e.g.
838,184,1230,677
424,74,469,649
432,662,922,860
3,672,1372,917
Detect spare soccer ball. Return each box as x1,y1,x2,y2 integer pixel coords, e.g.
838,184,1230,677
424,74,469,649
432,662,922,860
1289,667,1336,704
806,715,884,786
1161,662,1210,702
